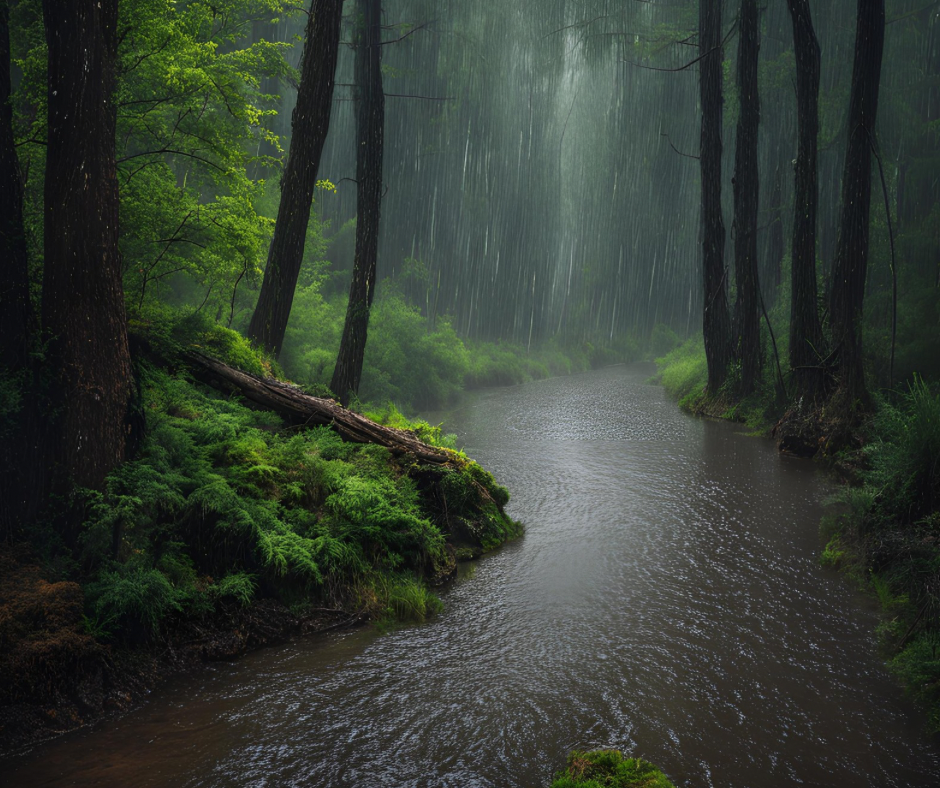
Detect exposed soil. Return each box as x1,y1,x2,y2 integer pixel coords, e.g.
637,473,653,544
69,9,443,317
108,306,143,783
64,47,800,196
0,546,362,757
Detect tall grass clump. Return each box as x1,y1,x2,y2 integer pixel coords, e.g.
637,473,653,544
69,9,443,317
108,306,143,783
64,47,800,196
551,750,675,788
655,335,707,407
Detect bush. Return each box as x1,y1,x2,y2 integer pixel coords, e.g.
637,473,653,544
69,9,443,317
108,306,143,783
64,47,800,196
86,565,185,641
551,750,675,788
866,376,940,525
822,377,940,732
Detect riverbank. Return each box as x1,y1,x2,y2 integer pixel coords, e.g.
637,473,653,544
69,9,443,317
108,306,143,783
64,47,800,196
0,326,521,755
5,364,936,786
0,549,361,754
655,338,940,736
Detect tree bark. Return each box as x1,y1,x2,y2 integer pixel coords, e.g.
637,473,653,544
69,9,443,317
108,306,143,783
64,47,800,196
0,0,33,371
331,0,384,406
184,351,453,466
828,0,885,406
699,0,732,393
765,164,784,304
41,0,132,491
247,0,344,356
732,0,761,396
786,0,825,404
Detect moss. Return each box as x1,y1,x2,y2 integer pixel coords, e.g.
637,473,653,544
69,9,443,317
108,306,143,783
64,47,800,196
551,750,676,788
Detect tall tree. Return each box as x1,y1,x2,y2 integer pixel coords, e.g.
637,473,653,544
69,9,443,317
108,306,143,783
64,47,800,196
699,0,732,392
248,0,344,356
828,0,885,405
41,0,132,491
732,0,761,395
331,0,384,405
786,0,824,403
0,0,33,371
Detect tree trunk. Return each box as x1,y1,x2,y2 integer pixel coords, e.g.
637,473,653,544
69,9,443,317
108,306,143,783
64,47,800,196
247,0,344,356
765,164,784,305
699,0,732,393
331,0,384,406
732,0,761,396
786,0,825,404
41,0,132,491
828,0,885,406
0,0,33,371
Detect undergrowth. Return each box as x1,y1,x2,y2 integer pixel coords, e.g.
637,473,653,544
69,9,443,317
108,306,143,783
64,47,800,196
551,750,675,788
278,286,640,411
821,377,940,731
70,366,516,643
653,332,784,432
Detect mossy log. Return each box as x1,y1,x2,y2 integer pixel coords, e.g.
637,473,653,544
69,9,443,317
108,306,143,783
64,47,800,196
182,350,454,466
175,349,520,557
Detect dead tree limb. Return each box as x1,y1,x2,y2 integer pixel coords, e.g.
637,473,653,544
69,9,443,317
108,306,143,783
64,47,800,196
182,350,454,466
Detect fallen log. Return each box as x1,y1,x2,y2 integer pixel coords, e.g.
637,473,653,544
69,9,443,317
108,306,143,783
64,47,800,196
181,350,454,466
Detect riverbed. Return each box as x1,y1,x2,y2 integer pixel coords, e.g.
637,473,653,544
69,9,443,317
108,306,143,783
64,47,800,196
3,364,939,787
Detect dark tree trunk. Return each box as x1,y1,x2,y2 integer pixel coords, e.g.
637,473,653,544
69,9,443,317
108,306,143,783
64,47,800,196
331,0,384,406
699,0,732,393
766,164,784,303
732,0,761,396
0,0,33,371
786,0,825,404
41,0,132,491
828,0,885,405
247,0,344,356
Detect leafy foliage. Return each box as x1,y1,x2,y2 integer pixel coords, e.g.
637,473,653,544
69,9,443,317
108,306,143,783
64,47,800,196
77,367,459,640
551,750,676,788
823,379,940,730
70,361,519,643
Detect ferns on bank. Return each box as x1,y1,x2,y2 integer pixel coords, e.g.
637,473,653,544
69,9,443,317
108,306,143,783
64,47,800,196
79,367,457,641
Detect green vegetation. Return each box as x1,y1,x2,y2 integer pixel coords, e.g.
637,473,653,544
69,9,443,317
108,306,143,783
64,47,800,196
551,750,675,788
820,378,940,730
653,330,783,432
67,363,519,644
279,285,640,412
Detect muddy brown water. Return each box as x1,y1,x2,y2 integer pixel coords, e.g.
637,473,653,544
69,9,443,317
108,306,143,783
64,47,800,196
3,364,939,787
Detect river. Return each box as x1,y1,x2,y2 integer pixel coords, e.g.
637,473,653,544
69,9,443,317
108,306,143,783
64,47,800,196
4,364,939,787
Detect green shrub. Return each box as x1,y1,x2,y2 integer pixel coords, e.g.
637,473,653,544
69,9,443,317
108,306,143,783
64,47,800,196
551,750,675,788
867,376,940,525
86,565,185,641
211,572,258,607
889,632,940,733
77,366,503,641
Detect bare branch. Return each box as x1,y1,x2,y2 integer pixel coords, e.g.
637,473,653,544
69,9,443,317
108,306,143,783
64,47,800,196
623,20,738,73
661,132,699,160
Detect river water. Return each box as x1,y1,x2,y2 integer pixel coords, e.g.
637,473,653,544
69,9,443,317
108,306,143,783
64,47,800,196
4,364,939,787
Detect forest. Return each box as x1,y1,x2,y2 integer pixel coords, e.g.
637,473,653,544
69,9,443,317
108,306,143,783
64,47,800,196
0,0,939,785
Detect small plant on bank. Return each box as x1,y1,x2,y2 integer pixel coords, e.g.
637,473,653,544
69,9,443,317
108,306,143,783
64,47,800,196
551,750,676,788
